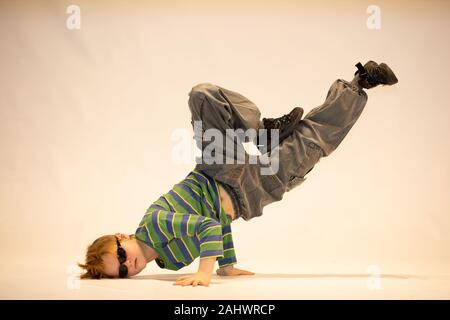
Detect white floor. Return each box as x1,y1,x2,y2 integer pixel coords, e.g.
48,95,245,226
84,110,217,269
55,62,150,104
1,258,449,300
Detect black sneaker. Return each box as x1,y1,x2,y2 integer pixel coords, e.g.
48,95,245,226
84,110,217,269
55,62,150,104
259,106,304,152
355,61,398,89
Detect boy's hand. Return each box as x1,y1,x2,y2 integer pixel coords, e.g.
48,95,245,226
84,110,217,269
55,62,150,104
216,265,255,276
173,271,212,287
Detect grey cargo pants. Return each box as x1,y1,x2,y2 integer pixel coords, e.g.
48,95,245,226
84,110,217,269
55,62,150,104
188,79,368,220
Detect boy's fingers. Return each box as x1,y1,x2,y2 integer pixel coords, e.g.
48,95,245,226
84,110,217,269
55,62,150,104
240,270,255,275
173,279,186,286
216,269,224,276
174,276,193,285
184,279,194,286
175,276,190,282
230,269,254,276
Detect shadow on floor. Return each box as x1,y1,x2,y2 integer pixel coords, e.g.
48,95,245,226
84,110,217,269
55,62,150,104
131,273,428,281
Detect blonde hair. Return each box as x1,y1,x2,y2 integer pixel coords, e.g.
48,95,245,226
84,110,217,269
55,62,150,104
78,235,117,279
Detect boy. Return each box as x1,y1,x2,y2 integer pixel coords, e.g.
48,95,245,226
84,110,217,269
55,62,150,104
79,61,398,287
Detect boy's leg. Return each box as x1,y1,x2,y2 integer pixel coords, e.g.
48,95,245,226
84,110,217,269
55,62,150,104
188,82,262,165
225,78,368,221
275,79,368,192
273,60,397,192
188,82,262,134
187,83,265,216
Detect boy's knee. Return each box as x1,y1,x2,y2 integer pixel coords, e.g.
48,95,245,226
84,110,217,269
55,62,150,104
188,83,217,111
189,82,216,97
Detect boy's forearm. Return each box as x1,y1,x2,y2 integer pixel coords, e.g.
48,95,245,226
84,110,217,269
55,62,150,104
198,257,216,275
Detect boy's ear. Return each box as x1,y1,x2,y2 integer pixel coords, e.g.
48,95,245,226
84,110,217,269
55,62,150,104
115,233,131,240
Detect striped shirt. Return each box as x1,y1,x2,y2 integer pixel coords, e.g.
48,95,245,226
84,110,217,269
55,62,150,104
134,170,237,271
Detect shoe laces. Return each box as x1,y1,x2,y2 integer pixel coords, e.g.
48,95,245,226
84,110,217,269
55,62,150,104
356,63,381,87
264,112,293,129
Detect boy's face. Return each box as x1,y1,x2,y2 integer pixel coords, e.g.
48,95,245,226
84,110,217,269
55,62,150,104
102,237,147,278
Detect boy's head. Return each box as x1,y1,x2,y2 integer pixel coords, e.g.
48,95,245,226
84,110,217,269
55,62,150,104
78,233,147,279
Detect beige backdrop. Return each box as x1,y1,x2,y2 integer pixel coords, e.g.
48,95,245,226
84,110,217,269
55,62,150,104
1,0,449,299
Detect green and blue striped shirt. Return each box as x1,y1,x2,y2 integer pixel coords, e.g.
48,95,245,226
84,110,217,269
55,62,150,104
134,170,237,271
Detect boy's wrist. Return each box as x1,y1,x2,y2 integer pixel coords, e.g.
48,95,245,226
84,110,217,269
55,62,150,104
196,270,212,279
198,256,217,275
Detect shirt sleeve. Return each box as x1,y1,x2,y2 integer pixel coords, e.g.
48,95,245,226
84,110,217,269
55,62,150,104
137,209,224,260
217,223,238,268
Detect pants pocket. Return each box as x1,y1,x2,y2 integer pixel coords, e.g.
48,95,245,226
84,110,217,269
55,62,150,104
286,175,306,192
284,141,321,192
260,172,284,193
300,141,323,177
